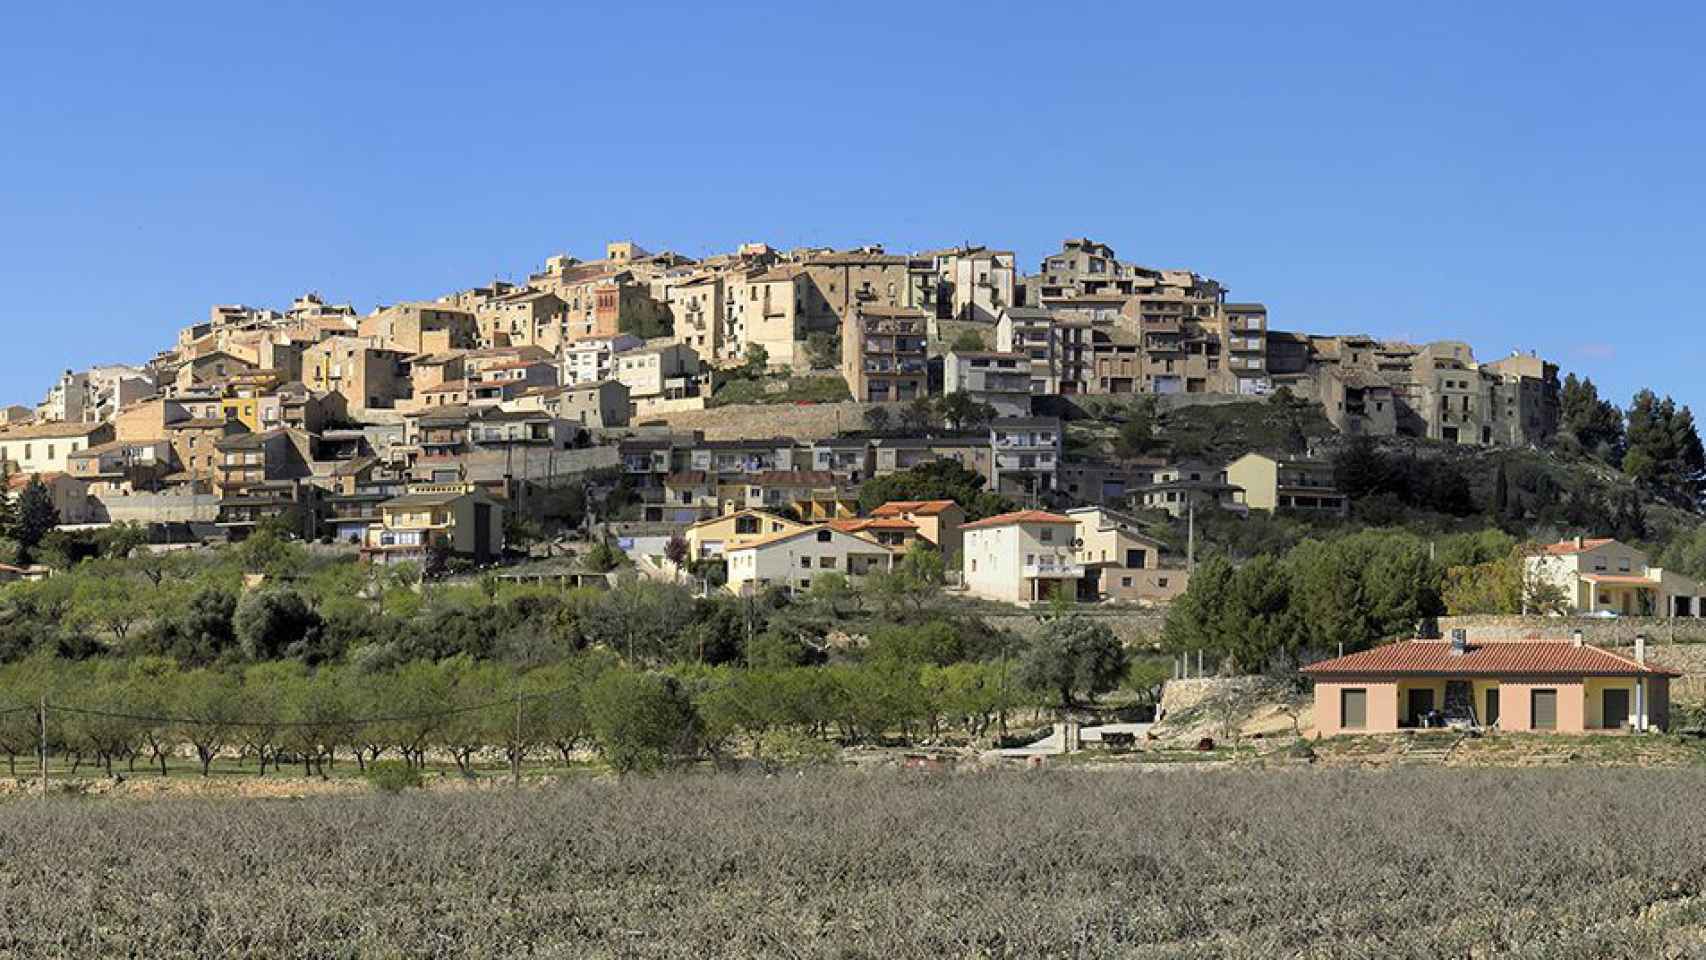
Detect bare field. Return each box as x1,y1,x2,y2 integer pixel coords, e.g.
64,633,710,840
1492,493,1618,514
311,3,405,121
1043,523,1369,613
4,768,1706,959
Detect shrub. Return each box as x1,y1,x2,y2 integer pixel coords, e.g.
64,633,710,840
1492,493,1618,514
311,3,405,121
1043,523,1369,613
364,760,423,793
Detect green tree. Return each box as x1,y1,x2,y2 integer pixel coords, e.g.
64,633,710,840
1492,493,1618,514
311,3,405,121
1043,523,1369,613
1017,614,1129,707
1114,396,1161,459
950,328,989,352
234,588,325,662
584,670,700,775
900,395,937,432
1559,373,1626,462
855,458,1014,520
861,405,891,433
1623,389,1705,507
937,391,995,431
864,542,946,620
805,331,841,369
12,476,60,551
175,668,245,777
743,342,770,378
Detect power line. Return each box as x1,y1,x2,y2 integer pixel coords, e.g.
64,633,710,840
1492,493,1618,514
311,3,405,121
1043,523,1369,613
31,685,581,730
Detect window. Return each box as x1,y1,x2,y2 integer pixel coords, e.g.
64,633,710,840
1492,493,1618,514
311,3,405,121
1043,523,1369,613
800,556,811,569
819,556,836,569
1120,576,1132,588
1040,528,1054,542
1340,688,1367,730
816,530,832,542
1157,578,1168,588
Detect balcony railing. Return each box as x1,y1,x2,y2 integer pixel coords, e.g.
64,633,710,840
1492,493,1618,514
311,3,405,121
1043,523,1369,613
1023,559,1084,579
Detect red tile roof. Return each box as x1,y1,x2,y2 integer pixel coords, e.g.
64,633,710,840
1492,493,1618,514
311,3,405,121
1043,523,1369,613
871,499,958,517
1537,538,1615,556
1302,640,1676,678
961,509,1077,531
830,517,918,533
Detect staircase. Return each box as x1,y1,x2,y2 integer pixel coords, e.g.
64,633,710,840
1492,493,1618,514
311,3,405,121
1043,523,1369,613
1401,734,1463,766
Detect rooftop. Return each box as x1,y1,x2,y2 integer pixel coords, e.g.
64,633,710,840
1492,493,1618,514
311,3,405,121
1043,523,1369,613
1301,639,1676,678
961,509,1077,531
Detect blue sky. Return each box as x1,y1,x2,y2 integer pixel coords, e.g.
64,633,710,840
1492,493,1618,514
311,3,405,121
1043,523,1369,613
2,2,1702,413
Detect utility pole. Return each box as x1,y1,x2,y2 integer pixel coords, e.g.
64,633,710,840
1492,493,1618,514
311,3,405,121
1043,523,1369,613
37,694,47,797
511,692,523,788
1186,495,1196,572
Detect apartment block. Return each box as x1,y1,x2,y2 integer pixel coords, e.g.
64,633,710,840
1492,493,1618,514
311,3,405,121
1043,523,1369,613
989,417,1061,499
942,350,1033,418
843,305,928,403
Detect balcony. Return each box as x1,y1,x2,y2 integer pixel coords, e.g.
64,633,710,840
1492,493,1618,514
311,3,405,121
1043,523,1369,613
1023,559,1084,579
996,452,1056,471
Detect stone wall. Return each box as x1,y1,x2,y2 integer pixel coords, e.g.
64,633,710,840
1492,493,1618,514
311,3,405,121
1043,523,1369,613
1436,615,1706,646
638,400,882,441
93,493,220,524
979,611,1165,645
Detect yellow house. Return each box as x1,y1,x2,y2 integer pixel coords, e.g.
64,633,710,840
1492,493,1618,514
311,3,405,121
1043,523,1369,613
684,508,809,561
1526,537,1706,618
1224,452,1349,516
362,484,504,567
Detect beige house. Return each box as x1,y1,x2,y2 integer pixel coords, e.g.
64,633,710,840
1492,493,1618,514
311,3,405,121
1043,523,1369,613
724,524,895,597
358,303,478,355
1224,453,1349,516
303,337,410,410
1526,537,1705,618
475,289,567,350
684,508,809,560
667,274,730,362
362,483,504,567
868,499,965,561
615,342,701,401
503,381,630,430
727,267,809,368
1304,636,1676,735
1066,505,1186,604
0,421,115,476
960,509,1083,606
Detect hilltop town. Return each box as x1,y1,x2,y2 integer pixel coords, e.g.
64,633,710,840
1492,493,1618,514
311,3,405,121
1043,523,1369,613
0,236,1584,600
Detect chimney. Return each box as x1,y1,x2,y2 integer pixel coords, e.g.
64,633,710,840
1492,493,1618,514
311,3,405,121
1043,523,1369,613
1574,535,1585,550
1635,634,1647,666
1571,628,1584,648
1449,629,1467,656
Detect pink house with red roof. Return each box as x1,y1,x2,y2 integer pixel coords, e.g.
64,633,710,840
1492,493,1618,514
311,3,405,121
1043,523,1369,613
1304,634,1677,735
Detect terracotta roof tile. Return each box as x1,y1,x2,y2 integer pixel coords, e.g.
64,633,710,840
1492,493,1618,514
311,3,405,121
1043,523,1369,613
871,499,958,517
961,509,1077,531
1301,640,1676,678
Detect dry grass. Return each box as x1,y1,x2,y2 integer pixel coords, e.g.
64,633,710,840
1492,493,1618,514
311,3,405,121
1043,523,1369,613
2,768,1706,958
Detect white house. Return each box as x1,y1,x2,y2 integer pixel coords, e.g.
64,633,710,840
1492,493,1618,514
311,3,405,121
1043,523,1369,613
960,509,1083,605
724,524,895,596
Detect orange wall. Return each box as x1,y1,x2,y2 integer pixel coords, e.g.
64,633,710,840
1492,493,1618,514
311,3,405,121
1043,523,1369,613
1313,681,1398,735
1497,680,1585,732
